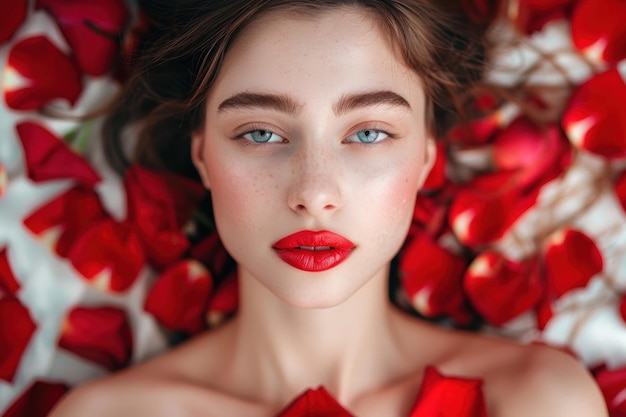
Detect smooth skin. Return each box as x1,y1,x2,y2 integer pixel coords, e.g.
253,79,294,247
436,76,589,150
50,7,608,417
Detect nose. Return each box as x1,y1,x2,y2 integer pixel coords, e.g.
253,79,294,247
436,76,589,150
287,147,342,217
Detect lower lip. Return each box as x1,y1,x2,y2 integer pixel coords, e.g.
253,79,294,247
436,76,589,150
274,248,353,272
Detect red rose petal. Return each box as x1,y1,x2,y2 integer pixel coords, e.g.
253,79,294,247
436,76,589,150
461,0,502,26
508,0,577,34
0,0,28,44
124,166,204,270
16,121,101,185
399,233,471,323
23,186,108,257
58,305,133,371
0,247,21,297
276,386,354,417
492,118,572,190
421,142,447,192
571,0,626,65
37,0,129,76
190,231,236,280
68,220,145,293
4,36,82,110
144,260,212,334
2,380,69,417
206,272,239,328
543,228,603,298
0,297,37,383
562,70,626,159
408,366,487,417
595,366,626,416
615,170,626,214
463,251,543,326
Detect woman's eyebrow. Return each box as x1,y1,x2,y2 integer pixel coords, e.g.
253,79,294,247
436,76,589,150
217,90,411,116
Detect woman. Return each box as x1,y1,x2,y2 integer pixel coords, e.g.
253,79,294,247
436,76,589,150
49,1,607,416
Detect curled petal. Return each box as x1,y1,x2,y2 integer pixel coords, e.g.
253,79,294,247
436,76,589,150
399,233,471,323
562,70,626,159
508,0,577,34
276,386,354,417
543,228,603,298
37,0,129,76
16,121,101,185
206,272,239,328
3,36,82,110
68,220,145,293
144,260,212,334
615,170,626,214
408,366,487,417
0,297,37,383
58,305,133,371
23,186,108,257
492,118,572,190
124,165,204,270
463,251,543,326
571,0,626,65
2,380,68,417
0,247,21,296
0,0,27,44
595,366,626,416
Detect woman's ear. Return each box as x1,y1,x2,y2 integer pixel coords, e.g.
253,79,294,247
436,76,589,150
417,137,437,188
191,130,211,189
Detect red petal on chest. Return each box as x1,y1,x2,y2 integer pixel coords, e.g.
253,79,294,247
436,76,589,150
276,386,355,417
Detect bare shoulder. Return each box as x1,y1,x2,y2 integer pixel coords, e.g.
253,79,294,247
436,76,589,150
444,331,608,417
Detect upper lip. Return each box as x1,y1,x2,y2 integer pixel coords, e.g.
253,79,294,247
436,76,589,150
272,230,355,250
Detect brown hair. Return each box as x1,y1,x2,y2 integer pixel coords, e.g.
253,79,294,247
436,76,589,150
102,0,486,178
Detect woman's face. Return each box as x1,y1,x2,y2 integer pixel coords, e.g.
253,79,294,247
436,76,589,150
192,7,435,308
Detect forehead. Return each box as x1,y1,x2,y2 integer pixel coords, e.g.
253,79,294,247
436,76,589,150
207,7,425,108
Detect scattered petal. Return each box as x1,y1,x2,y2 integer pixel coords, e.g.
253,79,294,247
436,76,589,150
562,70,626,159
58,305,133,371
0,247,21,297
543,228,603,298
16,121,101,185
508,0,577,34
23,186,108,257
421,142,447,192
595,366,626,417
571,0,626,65
276,386,354,417
206,272,239,328
37,0,129,76
68,220,145,293
3,35,82,110
2,380,68,417
144,260,212,334
0,0,28,44
0,297,37,383
190,231,236,280
463,251,543,326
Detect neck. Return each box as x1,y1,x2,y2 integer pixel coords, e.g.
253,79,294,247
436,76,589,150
228,266,409,407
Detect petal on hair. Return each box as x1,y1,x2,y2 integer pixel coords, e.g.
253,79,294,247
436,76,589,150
144,260,212,334
463,251,543,326
124,165,204,270
0,0,27,44
492,118,572,191
2,380,68,417
0,247,21,297
206,272,239,328
23,186,108,257
408,366,487,417
58,305,133,371
276,386,354,417
68,220,145,293
543,228,603,298
0,297,37,383
16,121,101,186
36,0,129,76
571,0,626,65
3,36,82,110
399,233,472,324
562,70,626,159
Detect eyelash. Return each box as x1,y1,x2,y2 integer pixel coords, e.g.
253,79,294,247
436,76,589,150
232,123,398,146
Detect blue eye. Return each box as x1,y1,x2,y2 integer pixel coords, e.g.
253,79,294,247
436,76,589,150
242,130,284,143
346,129,389,144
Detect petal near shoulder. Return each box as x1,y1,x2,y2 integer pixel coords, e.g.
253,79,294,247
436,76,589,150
490,343,608,417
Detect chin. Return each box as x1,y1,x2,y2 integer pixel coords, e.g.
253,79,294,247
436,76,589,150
274,285,357,310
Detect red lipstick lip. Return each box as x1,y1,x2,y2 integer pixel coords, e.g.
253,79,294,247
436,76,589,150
272,230,356,272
